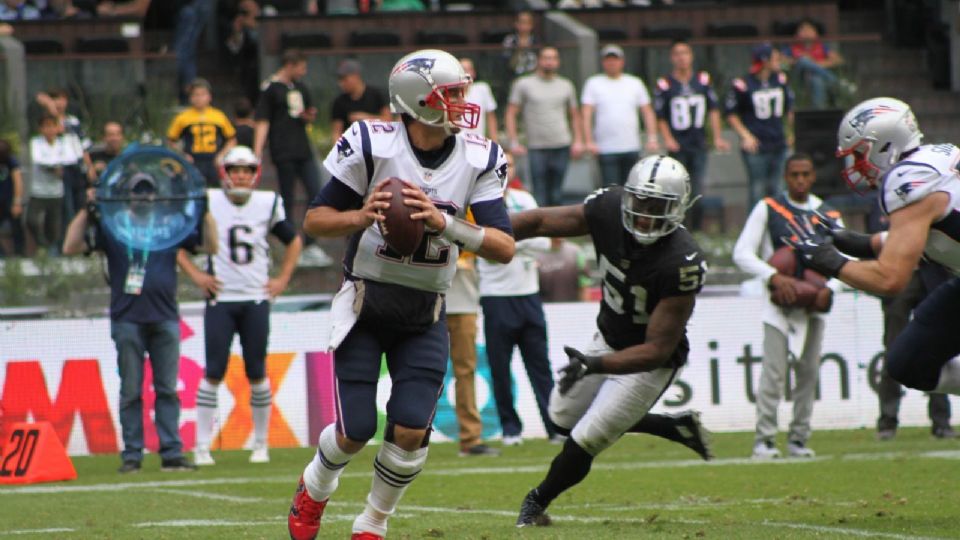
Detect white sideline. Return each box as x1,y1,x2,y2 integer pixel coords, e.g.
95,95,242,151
0,529,76,536
5,448,960,496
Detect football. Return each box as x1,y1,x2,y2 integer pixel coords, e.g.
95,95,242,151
377,177,425,257
767,245,797,276
767,247,828,309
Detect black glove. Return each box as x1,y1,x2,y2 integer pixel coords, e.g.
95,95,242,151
782,234,848,278
557,346,604,395
86,200,101,224
812,210,875,259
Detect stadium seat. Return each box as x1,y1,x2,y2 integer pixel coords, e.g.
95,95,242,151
705,22,759,38
479,29,511,44
641,24,692,41
596,28,629,42
771,18,825,37
415,30,469,46
21,38,65,55
348,30,401,48
281,31,332,50
75,37,130,54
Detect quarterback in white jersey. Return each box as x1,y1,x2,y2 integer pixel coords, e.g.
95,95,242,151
288,49,515,540
177,146,303,466
787,97,960,397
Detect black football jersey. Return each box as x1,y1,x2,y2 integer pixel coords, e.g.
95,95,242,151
583,187,707,366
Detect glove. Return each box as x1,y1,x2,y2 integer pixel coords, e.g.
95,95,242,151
812,210,874,259
86,200,101,224
782,234,848,278
557,346,604,395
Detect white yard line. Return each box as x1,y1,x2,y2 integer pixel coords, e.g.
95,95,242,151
3,448,958,497
760,519,947,540
149,488,266,504
0,529,75,536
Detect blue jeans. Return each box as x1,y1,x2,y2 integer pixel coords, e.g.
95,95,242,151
111,320,183,462
670,148,709,230
173,0,213,102
597,151,640,187
528,147,570,207
742,148,788,208
793,56,838,109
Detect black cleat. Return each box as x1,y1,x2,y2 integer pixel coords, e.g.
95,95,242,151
516,489,552,528
673,410,714,461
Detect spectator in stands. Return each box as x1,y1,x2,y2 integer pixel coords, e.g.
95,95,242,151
782,19,844,109
505,46,584,207
460,57,498,142
725,43,794,209
732,153,841,460
254,49,330,267
232,97,256,149
0,0,41,19
655,39,730,230
478,152,558,446
866,202,955,440
447,250,500,457
35,89,88,145
0,139,25,257
536,238,591,303
171,0,213,104
226,0,260,105
37,89,94,221
582,44,658,188
167,78,237,187
62,169,217,474
502,11,538,79
329,58,390,145
29,114,82,254
89,121,126,180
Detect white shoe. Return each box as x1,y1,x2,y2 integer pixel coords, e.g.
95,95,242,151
502,435,523,446
249,443,270,464
751,440,781,459
194,447,215,466
787,440,816,458
299,245,333,268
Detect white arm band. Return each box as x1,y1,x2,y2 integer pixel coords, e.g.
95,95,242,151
441,213,485,253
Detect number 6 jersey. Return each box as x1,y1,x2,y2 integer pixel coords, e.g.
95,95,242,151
207,189,291,302
322,119,509,293
584,187,707,366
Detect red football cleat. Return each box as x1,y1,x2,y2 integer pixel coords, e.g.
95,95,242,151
351,533,384,540
288,475,328,540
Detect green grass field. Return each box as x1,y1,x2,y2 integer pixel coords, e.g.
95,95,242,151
3,428,959,539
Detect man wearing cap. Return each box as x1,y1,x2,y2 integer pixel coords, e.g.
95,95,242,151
63,168,218,474
725,43,795,208
330,58,392,145
582,44,659,187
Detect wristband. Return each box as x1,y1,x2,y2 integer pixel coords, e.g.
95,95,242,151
441,213,485,252
832,229,875,259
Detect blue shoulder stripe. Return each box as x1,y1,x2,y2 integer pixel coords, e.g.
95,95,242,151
477,141,500,181
358,121,374,185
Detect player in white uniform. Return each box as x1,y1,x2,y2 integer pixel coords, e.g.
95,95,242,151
287,49,515,540
177,146,303,466
787,97,960,396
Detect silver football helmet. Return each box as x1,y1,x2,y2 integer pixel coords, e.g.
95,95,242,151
836,97,923,193
219,145,261,201
621,155,695,245
388,49,479,132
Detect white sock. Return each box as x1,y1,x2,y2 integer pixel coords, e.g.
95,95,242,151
352,442,428,537
195,379,218,449
934,357,960,395
250,379,271,446
303,424,356,501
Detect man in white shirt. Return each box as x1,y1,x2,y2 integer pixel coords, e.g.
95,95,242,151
177,146,303,467
478,152,557,445
732,153,843,460
28,114,83,253
582,44,659,187
460,57,498,143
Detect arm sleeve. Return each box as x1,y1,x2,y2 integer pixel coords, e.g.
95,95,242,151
330,96,346,126
723,82,742,116
322,121,371,196
254,86,272,121
469,142,508,205
732,201,777,282
166,113,184,141
636,79,651,108
706,83,720,110
653,82,668,119
470,198,512,234
310,177,365,211
270,220,298,245
581,78,597,106
269,193,287,228
566,80,578,108
482,83,497,112
507,78,524,107
219,112,236,139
